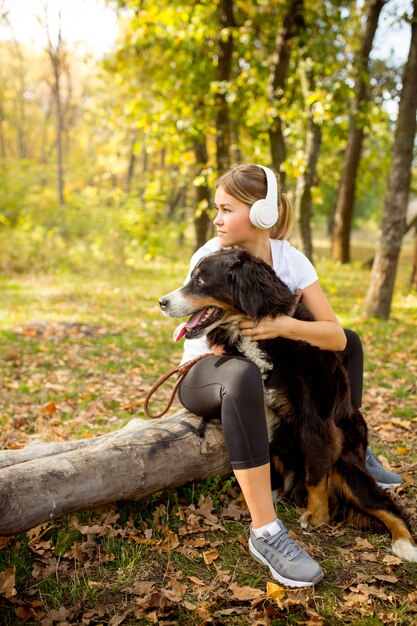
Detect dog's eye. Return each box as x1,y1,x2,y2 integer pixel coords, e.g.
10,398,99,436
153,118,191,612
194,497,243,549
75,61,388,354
196,276,205,286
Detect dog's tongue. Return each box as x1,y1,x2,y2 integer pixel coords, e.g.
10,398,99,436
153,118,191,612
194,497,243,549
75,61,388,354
173,308,208,342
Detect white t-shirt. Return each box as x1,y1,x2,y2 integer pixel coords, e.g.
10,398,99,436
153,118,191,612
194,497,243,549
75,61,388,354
180,237,318,364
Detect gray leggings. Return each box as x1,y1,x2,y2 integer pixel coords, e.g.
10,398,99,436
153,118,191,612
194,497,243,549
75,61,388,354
178,330,363,470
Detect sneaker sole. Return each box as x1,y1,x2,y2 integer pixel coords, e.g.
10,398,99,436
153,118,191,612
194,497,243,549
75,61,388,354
377,481,402,490
248,538,323,588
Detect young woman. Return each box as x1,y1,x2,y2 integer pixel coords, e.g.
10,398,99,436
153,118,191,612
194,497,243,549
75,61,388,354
176,164,401,588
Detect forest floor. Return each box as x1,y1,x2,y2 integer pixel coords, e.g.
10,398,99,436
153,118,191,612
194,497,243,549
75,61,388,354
0,236,416,625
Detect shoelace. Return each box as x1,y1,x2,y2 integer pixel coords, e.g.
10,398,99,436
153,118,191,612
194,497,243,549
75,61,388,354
263,527,302,560
365,450,381,468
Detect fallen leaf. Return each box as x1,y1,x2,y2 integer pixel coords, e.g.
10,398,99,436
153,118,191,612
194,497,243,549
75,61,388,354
41,606,70,626
361,551,379,562
188,575,206,586
374,574,398,583
382,554,403,565
396,447,410,455
266,581,286,601
229,582,264,601
129,533,159,545
221,501,247,520
152,529,179,553
352,537,374,550
0,567,17,599
390,418,411,431
203,548,220,565
197,494,219,523
131,581,156,595
108,610,131,626
40,401,58,414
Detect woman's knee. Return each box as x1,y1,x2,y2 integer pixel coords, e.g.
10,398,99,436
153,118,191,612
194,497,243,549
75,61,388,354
343,329,363,359
218,357,263,399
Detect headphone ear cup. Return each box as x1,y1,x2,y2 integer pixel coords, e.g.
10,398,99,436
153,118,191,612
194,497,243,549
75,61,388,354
249,199,278,229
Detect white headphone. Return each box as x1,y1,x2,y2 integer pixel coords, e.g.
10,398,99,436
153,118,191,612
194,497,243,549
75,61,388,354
249,164,279,229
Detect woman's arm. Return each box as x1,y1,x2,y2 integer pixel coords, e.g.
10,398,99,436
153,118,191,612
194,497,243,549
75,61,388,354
240,280,347,351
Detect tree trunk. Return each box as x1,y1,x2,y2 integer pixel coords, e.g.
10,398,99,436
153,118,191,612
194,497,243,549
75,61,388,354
126,134,137,192
411,221,417,289
410,220,417,291
0,99,6,158
294,59,322,263
331,0,385,263
193,135,212,250
46,14,65,206
267,0,305,181
364,0,417,318
0,410,231,536
215,0,235,173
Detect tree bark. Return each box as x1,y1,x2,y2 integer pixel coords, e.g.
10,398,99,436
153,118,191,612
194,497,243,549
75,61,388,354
126,134,137,192
364,0,417,318
411,220,417,289
45,11,65,206
267,0,305,181
193,134,212,250
0,410,231,536
331,0,385,263
294,59,322,263
215,0,235,173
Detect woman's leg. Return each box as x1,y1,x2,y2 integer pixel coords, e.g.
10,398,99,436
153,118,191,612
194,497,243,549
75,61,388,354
340,329,363,409
179,355,276,526
178,355,323,587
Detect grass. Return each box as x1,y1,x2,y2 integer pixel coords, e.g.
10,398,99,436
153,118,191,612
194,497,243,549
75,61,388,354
0,233,416,624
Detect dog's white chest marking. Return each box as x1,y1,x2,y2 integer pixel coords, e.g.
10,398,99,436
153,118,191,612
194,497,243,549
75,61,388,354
238,336,273,375
238,337,276,439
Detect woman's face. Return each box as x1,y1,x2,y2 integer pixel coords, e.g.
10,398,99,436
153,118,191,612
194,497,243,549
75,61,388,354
213,186,257,247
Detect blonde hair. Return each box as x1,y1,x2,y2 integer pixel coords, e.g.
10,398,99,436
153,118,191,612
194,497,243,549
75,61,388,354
216,164,293,240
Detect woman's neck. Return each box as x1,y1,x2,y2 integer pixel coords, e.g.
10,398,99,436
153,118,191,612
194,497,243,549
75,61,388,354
233,238,272,266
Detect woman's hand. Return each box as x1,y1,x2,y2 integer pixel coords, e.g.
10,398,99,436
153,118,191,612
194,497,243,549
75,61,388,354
240,315,291,341
239,280,347,351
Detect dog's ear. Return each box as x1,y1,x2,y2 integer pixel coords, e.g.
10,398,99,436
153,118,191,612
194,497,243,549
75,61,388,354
226,250,295,319
226,252,274,319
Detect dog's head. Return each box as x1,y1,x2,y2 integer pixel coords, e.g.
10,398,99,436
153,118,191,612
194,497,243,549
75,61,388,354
159,249,296,341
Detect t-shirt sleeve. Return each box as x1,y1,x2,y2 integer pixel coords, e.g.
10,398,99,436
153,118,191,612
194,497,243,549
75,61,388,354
183,238,220,284
288,246,318,290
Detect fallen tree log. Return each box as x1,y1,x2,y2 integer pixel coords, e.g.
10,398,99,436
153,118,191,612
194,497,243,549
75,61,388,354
0,410,231,536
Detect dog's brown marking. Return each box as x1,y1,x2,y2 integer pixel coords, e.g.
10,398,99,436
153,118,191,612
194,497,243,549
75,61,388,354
301,477,330,527
367,509,414,544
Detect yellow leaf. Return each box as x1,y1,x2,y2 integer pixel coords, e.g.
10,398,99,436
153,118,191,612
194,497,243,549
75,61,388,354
396,447,410,455
266,581,286,601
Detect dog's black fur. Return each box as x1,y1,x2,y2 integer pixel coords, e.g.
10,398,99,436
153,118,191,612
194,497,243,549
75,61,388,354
160,248,417,561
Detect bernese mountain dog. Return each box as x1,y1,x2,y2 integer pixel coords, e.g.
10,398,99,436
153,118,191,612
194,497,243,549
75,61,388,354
159,248,417,562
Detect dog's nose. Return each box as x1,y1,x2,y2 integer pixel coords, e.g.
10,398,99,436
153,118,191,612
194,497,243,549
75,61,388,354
159,297,168,310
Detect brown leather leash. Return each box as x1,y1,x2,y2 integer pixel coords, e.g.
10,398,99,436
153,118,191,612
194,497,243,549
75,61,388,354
144,353,211,418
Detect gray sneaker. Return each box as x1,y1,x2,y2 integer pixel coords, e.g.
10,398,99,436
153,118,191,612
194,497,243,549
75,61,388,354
248,519,323,588
365,447,403,489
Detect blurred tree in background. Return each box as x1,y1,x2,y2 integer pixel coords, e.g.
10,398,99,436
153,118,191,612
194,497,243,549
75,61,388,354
0,0,415,316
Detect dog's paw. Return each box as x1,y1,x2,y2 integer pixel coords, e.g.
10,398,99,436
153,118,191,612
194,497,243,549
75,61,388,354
299,508,329,529
392,539,417,563
299,511,312,529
